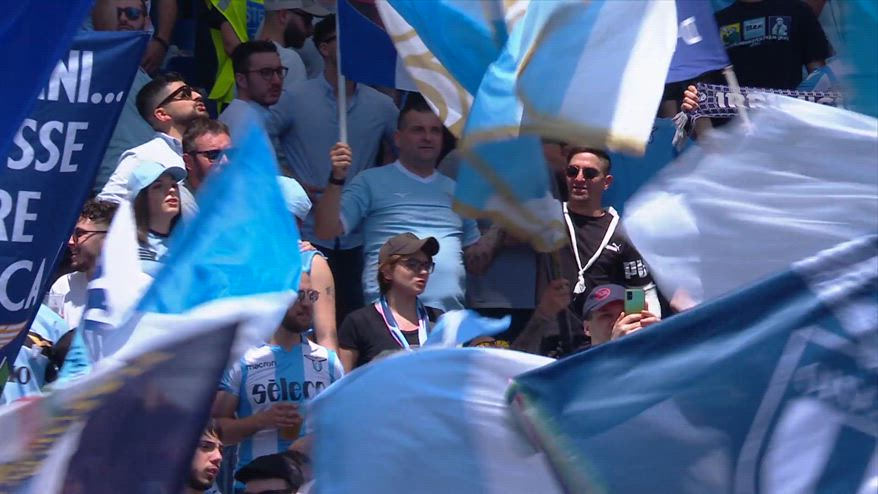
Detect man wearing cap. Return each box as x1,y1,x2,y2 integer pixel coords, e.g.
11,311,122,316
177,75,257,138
212,265,343,478
512,283,661,356
98,73,207,213
271,14,399,323
234,453,304,494
337,233,444,370
258,0,329,92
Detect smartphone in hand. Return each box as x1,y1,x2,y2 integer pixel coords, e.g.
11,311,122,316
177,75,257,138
624,288,645,314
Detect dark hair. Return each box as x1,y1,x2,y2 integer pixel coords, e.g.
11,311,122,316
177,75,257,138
231,40,278,74
397,93,435,130
136,72,186,123
133,181,181,244
565,146,612,174
183,119,230,154
79,199,118,225
313,14,336,45
204,418,223,442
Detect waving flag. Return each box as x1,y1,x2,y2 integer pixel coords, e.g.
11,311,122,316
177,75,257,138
0,303,244,494
624,96,878,305
509,235,878,494
338,0,416,91
311,347,558,494
516,0,678,155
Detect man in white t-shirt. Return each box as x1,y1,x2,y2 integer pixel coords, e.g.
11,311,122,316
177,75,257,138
258,0,330,91
47,200,119,329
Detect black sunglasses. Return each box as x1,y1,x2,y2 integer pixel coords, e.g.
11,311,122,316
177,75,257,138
117,7,144,20
565,166,600,179
155,85,195,110
192,148,233,161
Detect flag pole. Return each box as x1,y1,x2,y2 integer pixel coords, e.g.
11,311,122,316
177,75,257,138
335,12,348,144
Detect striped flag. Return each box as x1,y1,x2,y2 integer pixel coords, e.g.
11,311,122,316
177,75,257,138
509,235,878,493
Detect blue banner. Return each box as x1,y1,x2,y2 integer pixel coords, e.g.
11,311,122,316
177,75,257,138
339,0,400,88
509,236,877,493
0,1,93,162
666,0,730,83
0,32,149,390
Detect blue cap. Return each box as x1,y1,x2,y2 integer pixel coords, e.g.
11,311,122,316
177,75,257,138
277,176,312,221
127,161,187,200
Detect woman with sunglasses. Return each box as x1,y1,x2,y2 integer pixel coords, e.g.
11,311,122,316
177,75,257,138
127,160,186,276
337,233,444,371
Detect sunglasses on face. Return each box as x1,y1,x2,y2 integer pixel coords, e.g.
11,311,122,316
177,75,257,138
192,148,233,162
246,66,289,81
71,228,107,245
297,289,320,303
318,34,337,45
155,85,195,110
400,258,435,274
565,166,600,179
117,7,144,20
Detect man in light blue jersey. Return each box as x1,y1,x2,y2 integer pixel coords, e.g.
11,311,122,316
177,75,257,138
212,267,343,478
313,95,501,311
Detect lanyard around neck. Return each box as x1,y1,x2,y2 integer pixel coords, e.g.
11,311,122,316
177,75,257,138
375,295,429,350
563,204,619,295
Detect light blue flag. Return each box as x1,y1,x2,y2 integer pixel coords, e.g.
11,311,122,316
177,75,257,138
509,235,878,493
310,347,559,493
455,2,572,252
423,310,510,347
137,121,301,314
843,0,877,118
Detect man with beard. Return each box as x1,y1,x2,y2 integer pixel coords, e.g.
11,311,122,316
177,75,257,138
98,73,208,213
212,267,344,479
183,421,224,494
259,0,330,91
219,41,285,137
47,200,118,329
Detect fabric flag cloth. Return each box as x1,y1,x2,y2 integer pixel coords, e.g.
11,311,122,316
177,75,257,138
624,95,877,305
0,31,149,387
509,235,878,494
690,82,844,120
0,0,94,161
137,120,301,315
338,0,416,91
837,0,878,118
375,0,525,136
515,0,678,156
666,0,729,84
0,301,245,493
310,347,560,493
423,310,510,347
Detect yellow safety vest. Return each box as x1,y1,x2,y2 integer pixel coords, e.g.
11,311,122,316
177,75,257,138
206,0,263,107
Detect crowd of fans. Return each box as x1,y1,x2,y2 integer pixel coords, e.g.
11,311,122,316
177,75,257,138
8,0,840,492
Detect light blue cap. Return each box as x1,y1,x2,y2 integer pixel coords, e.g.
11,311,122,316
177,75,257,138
127,161,187,199
277,176,312,221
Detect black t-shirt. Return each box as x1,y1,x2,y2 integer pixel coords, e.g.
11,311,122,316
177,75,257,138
715,0,831,90
338,305,443,368
545,210,653,316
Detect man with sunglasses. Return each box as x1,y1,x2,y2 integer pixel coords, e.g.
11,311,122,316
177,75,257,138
213,264,343,484
259,0,330,92
182,119,232,193
98,73,207,210
544,147,660,323
47,200,118,329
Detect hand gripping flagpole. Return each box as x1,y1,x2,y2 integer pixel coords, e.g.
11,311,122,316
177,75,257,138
336,11,348,144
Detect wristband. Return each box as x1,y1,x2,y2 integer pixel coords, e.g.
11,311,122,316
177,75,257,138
152,34,170,50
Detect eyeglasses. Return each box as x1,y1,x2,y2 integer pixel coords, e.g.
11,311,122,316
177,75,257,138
297,289,320,303
290,9,315,24
155,85,196,110
245,66,289,80
192,148,233,162
71,228,107,245
117,7,144,20
318,35,337,45
565,166,600,179
400,258,435,274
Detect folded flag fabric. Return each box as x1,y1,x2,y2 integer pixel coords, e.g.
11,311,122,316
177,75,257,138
625,95,877,305
690,82,844,120
509,235,877,494
310,348,559,493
